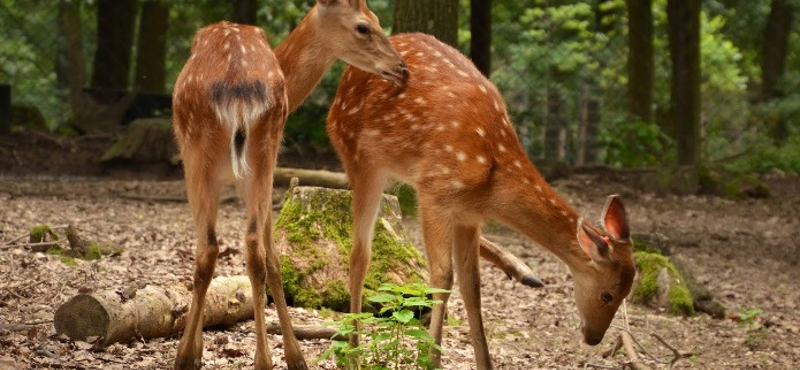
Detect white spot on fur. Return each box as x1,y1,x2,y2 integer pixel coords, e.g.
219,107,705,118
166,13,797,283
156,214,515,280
415,97,426,105
479,84,487,94
476,127,486,137
444,145,454,152
456,152,466,161
514,160,522,168
452,180,464,189
477,155,486,164
549,199,557,205
498,144,506,152
535,184,543,192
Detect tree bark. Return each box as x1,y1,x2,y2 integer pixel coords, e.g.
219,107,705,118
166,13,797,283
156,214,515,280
57,0,86,113
667,0,701,166
393,0,459,48
761,0,794,144
626,0,654,124
91,0,138,103
233,0,258,25
134,0,169,93
54,276,343,346
470,0,492,76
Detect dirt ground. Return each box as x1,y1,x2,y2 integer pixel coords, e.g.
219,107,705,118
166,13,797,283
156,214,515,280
1,131,798,369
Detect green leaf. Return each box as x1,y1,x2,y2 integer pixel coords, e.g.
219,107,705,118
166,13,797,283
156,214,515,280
404,328,430,339
392,309,414,324
368,293,396,303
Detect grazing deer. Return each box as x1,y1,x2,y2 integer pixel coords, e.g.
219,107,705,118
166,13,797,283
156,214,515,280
327,33,635,369
171,1,405,369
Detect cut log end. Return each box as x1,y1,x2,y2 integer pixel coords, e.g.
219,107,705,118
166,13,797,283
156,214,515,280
54,294,111,342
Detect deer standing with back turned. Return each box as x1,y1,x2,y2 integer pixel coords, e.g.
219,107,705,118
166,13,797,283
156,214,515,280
171,1,406,369
327,33,635,369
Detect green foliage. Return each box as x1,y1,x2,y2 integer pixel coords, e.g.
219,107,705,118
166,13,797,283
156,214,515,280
736,306,763,327
317,283,447,370
600,119,674,167
725,135,800,174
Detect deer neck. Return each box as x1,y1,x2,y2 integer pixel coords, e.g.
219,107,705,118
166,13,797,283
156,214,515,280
490,166,588,268
274,6,336,113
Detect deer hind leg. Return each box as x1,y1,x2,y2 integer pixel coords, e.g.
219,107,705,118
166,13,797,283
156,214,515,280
244,130,307,370
453,224,491,369
175,148,223,370
418,200,454,368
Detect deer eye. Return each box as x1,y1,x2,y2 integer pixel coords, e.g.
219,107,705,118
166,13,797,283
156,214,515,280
601,293,613,304
356,23,370,35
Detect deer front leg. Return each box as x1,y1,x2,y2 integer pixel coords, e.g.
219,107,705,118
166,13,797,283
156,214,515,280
346,167,387,346
419,204,454,368
454,225,491,370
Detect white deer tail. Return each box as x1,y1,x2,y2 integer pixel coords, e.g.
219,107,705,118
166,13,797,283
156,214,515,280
211,80,270,179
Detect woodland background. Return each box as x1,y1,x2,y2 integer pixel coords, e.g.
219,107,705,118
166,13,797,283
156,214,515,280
2,0,799,176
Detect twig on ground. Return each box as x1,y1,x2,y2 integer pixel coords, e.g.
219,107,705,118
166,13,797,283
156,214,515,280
2,240,61,250
602,336,623,358
583,363,621,369
651,333,693,368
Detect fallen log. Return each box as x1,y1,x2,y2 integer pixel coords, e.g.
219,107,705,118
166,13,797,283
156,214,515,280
273,167,349,189
53,276,341,346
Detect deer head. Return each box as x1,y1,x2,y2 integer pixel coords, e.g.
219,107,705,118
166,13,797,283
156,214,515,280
572,195,635,345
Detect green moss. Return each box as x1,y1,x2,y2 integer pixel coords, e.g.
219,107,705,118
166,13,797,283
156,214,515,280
320,280,350,312
667,283,695,316
30,224,58,243
391,183,418,217
85,242,103,260
276,187,427,312
633,240,662,255
633,252,694,316
60,256,77,266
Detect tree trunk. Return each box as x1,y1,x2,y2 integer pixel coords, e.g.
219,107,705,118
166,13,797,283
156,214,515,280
57,0,86,113
761,0,794,144
91,0,138,104
134,0,169,93
393,0,459,48
54,276,342,346
667,0,701,166
233,0,258,25
470,0,492,76
626,0,654,124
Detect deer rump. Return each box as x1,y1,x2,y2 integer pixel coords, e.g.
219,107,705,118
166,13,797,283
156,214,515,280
210,79,272,179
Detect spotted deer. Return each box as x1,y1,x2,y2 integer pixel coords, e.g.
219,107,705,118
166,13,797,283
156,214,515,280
326,33,635,369
171,1,405,369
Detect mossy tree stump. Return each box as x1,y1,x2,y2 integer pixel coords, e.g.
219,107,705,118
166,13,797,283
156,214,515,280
274,186,427,312
630,251,695,316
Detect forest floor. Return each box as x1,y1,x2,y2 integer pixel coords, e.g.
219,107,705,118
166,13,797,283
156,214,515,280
0,131,799,369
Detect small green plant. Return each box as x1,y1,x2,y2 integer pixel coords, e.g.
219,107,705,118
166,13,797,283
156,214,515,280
317,283,448,370
736,306,763,326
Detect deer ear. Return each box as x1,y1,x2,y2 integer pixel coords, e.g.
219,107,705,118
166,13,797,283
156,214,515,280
602,195,630,241
578,222,609,262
